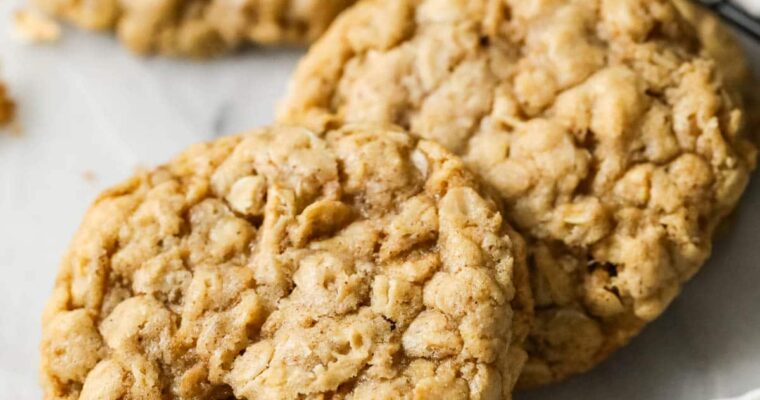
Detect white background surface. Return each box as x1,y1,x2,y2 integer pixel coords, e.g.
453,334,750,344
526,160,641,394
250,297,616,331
0,0,759,398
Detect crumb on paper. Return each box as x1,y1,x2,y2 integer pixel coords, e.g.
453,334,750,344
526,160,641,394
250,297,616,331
13,9,61,44
0,82,15,129
82,170,97,183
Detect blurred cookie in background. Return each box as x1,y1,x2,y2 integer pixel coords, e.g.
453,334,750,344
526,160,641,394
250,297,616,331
31,0,356,57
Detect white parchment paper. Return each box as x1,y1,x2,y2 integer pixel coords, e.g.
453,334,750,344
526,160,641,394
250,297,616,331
0,0,758,398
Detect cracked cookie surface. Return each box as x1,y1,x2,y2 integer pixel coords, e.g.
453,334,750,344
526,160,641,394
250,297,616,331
40,124,532,399
33,0,355,57
279,0,758,387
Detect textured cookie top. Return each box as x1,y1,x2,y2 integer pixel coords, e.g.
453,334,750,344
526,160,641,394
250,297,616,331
33,0,355,57
279,0,758,386
674,0,753,98
674,0,760,137
40,125,531,399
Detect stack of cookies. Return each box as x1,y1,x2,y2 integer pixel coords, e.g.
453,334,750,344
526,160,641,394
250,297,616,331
39,0,758,399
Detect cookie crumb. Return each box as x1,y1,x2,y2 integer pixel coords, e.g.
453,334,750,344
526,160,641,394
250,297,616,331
81,170,97,183
0,82,15,128
13,9,61,44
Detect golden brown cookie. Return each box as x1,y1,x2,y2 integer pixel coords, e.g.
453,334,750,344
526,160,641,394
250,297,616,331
279,0,758,387
33,0,355,57
40,124,533,399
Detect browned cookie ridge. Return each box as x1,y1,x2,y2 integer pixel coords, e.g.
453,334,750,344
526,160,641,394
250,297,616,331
279,0,758,387
40,124,532,399
33,0,356,57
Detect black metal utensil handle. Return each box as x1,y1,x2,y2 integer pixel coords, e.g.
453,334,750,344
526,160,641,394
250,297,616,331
693,0,760,41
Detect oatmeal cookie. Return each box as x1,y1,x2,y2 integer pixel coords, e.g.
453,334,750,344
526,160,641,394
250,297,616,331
279,0,758,387
33,0,355,57
40,124,533,399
